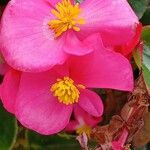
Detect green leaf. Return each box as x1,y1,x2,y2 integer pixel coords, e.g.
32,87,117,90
128,0,149,19
27,131,81,150
0,103,18,150
143,64,150,87
133,49,142,69
142,26,150,44
140,7,150,25
143,44,150,70
0,0,9,6
142,44,150,87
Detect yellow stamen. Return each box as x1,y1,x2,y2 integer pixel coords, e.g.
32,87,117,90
50,76,85,105
76,125,92,138
49,0,85,37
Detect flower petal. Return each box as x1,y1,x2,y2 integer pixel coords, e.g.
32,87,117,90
78,89,103,117
74,106,102,127
47,0,61,7
65,120,78,131
15,70,72,135
0,62,9,75
48,0,75,7
70,36,134,91
79,0,138,46
1,69,20,114
1,0,67,72
116,23,142,57
63,31,94,56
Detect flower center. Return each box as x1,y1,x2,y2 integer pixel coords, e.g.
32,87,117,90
76,125,92,138
50,77,85,105
49,0,85,37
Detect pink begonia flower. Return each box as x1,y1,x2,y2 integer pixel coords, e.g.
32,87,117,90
112,129,129,150
66,106,102,137
0,0,138,72
1,37,133,135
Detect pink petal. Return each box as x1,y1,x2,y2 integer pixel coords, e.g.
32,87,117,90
15,70,72,135
74,106,102,127
1,69,21,114
53,63,69,77
63,31,94,56
70,36,134,91
16,95,73,135
115,23,142,57
65,120,78,131
79,0,138,46
0,62,9,75
1,0,67,72
48,0,75,7
78,89,103,117
47,0,61,8
0,52,9,75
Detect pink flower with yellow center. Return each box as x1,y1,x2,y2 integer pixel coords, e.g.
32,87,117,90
0,38,134,135
0,0,138,72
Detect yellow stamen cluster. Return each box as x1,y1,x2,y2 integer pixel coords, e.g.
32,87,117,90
49,0,85,37
50,77,85,105
76,125,92,138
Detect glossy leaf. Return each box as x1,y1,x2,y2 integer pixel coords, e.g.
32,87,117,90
133,49,142,69
0,0,9,6
141,7,150,25
142,26,150,87
142,44,150,87
142,26,150,44
0,103,18,150
143,64,150,87
143,44,150,69
128,0,149,19
27,131,81,150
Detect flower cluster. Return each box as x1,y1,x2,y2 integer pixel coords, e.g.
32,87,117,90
0,0,140,136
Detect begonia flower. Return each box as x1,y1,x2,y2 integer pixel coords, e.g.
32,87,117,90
0,0,138,72
66,106,102,138
0,37,134,134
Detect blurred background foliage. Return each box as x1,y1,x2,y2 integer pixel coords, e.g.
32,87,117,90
0,0,150,149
